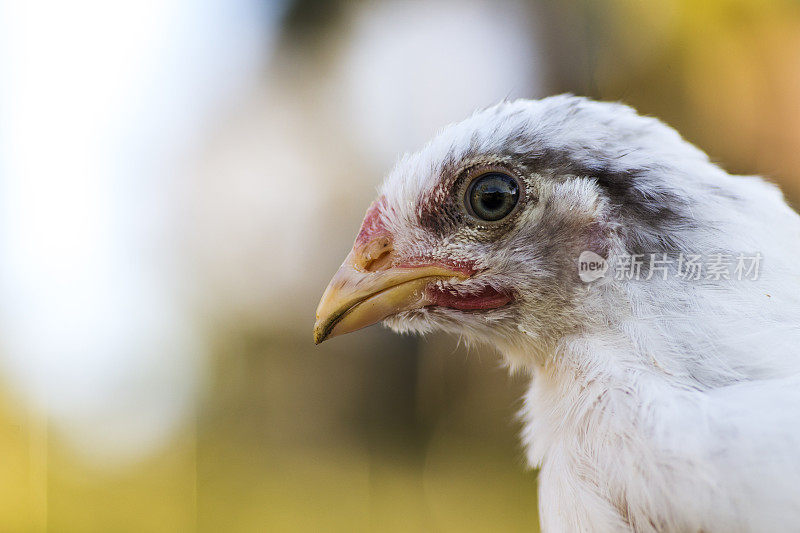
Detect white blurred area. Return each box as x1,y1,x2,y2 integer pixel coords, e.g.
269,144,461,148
336,0,543,165
0,0,544,464
0,0,285,462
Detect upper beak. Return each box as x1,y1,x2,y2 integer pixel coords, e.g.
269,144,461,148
313,236,468,344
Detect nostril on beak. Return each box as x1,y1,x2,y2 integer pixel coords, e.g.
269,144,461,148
355,236,394,272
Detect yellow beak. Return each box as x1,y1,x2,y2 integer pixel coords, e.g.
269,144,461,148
313,246,468,344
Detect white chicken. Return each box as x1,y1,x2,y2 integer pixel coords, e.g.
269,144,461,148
314,95,800,532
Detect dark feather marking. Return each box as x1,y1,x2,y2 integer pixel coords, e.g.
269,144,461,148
418,135,695,257
505,147,692,255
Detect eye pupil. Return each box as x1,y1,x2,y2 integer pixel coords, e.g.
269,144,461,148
467,173,520,221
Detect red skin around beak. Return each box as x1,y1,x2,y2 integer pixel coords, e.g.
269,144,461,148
313,198,511,344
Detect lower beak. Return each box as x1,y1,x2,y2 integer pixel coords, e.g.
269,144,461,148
313,250,468,344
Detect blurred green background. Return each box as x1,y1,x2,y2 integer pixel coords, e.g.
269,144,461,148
2,0,800,531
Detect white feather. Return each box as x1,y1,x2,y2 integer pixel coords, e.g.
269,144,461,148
376,96,800,531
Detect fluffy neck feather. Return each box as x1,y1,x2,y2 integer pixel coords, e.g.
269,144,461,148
512,260,800,531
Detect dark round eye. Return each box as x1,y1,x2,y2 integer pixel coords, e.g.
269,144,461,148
466,172,520,221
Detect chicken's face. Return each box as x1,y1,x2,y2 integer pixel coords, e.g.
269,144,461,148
314,96,697,359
